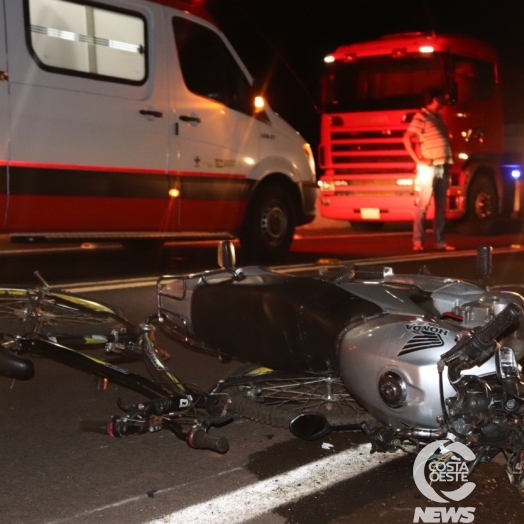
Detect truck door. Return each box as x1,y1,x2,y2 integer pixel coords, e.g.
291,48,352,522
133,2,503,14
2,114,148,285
165,11,260,231
4,0,173,234
450,56,503,155
0,0,8,222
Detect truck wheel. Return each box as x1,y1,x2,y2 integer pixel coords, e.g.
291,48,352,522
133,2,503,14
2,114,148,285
239,185,295,261
462,175,497,235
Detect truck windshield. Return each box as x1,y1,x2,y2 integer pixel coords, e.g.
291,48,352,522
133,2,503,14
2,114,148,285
321,53,448,113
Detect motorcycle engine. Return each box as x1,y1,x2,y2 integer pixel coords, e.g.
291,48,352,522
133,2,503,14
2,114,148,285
450,290,524,360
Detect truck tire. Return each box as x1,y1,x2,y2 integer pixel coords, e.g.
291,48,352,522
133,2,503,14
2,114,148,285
462,175,497,235
239,184,295,261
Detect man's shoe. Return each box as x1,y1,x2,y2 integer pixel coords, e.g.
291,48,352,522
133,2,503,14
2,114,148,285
413,242,424,252
437,243,456,252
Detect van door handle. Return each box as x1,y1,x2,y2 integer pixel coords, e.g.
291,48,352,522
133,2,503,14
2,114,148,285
139,109,163,118
179,115,201,124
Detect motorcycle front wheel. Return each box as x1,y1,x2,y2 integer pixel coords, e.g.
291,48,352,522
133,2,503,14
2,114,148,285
224,363,377,428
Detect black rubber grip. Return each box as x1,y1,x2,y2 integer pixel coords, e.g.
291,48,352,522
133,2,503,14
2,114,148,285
188,428,229,454
77,420,111,435
0,346,35,380
474,303,522,349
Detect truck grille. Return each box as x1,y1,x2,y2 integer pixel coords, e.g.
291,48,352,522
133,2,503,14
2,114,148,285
329,129,414,176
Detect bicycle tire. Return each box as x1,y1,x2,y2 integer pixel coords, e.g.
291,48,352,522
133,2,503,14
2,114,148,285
0,287,128,337
225,363,378,428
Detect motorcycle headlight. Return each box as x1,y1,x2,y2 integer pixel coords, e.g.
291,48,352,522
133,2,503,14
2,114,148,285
378,371,407,408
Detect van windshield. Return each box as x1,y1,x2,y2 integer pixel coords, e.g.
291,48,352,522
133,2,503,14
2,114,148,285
321,54,448,113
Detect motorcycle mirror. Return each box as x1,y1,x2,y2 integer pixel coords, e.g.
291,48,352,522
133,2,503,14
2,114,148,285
289,413,331,441
495,346,524,398
496,346,519,381
218,240,236,270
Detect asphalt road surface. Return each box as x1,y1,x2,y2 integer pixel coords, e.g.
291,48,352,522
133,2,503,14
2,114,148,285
1,233,524,523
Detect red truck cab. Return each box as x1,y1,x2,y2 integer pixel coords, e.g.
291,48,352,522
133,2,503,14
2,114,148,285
318,32,521,233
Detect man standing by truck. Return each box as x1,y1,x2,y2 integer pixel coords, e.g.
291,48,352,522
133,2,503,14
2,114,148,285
403,87,456,252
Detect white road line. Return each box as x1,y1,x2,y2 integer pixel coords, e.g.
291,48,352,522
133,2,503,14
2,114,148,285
57,245,524,293
43,466,244,524
148,444,401,524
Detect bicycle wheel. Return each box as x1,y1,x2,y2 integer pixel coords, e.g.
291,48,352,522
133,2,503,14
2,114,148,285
224,363,378,427
0,288,128,337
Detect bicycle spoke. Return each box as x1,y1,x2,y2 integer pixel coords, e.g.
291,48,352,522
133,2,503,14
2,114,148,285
245,376,361,414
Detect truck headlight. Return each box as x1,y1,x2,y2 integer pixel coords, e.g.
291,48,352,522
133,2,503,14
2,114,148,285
378,371,406,408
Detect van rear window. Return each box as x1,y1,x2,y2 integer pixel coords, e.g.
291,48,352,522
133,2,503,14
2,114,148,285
26,0,147,84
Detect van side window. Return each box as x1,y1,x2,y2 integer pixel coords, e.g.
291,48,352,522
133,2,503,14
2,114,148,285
25,0,146,84
173,17,252,115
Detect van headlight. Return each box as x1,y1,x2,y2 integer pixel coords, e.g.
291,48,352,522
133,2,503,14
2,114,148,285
378,371,406,408
303,143,316,177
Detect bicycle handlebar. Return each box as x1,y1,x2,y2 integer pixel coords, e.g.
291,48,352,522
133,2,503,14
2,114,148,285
187,428,229,453
79,417,230,453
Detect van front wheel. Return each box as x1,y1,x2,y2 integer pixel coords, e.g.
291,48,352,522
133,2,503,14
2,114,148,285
240,185,295,261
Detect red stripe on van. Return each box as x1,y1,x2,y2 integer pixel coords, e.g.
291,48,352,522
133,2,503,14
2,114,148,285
8,161,166,176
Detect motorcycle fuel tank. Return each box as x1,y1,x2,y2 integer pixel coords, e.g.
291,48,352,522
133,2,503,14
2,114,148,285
339,314,496,429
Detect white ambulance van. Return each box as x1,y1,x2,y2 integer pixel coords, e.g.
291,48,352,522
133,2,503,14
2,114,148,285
0,0,317,259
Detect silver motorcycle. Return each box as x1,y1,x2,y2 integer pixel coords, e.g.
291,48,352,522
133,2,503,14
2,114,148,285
157,241,524,490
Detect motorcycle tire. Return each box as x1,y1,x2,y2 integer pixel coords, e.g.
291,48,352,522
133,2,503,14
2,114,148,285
224,363,378,428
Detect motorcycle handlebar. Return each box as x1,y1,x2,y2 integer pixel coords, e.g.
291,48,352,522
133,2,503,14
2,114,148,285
441,302,523,367
474,302,522,350
78,419,112,435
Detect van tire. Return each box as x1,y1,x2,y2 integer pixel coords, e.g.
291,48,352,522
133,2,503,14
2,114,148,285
239,185,295,261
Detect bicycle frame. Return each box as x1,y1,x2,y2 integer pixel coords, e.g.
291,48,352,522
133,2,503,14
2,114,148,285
21,335,191,403
2,320,231,452
0,273,233,452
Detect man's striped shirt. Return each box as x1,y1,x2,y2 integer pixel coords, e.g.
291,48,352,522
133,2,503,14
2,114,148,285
407,108,453,166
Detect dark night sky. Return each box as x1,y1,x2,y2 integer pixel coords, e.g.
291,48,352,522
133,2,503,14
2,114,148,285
206,0,524,149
